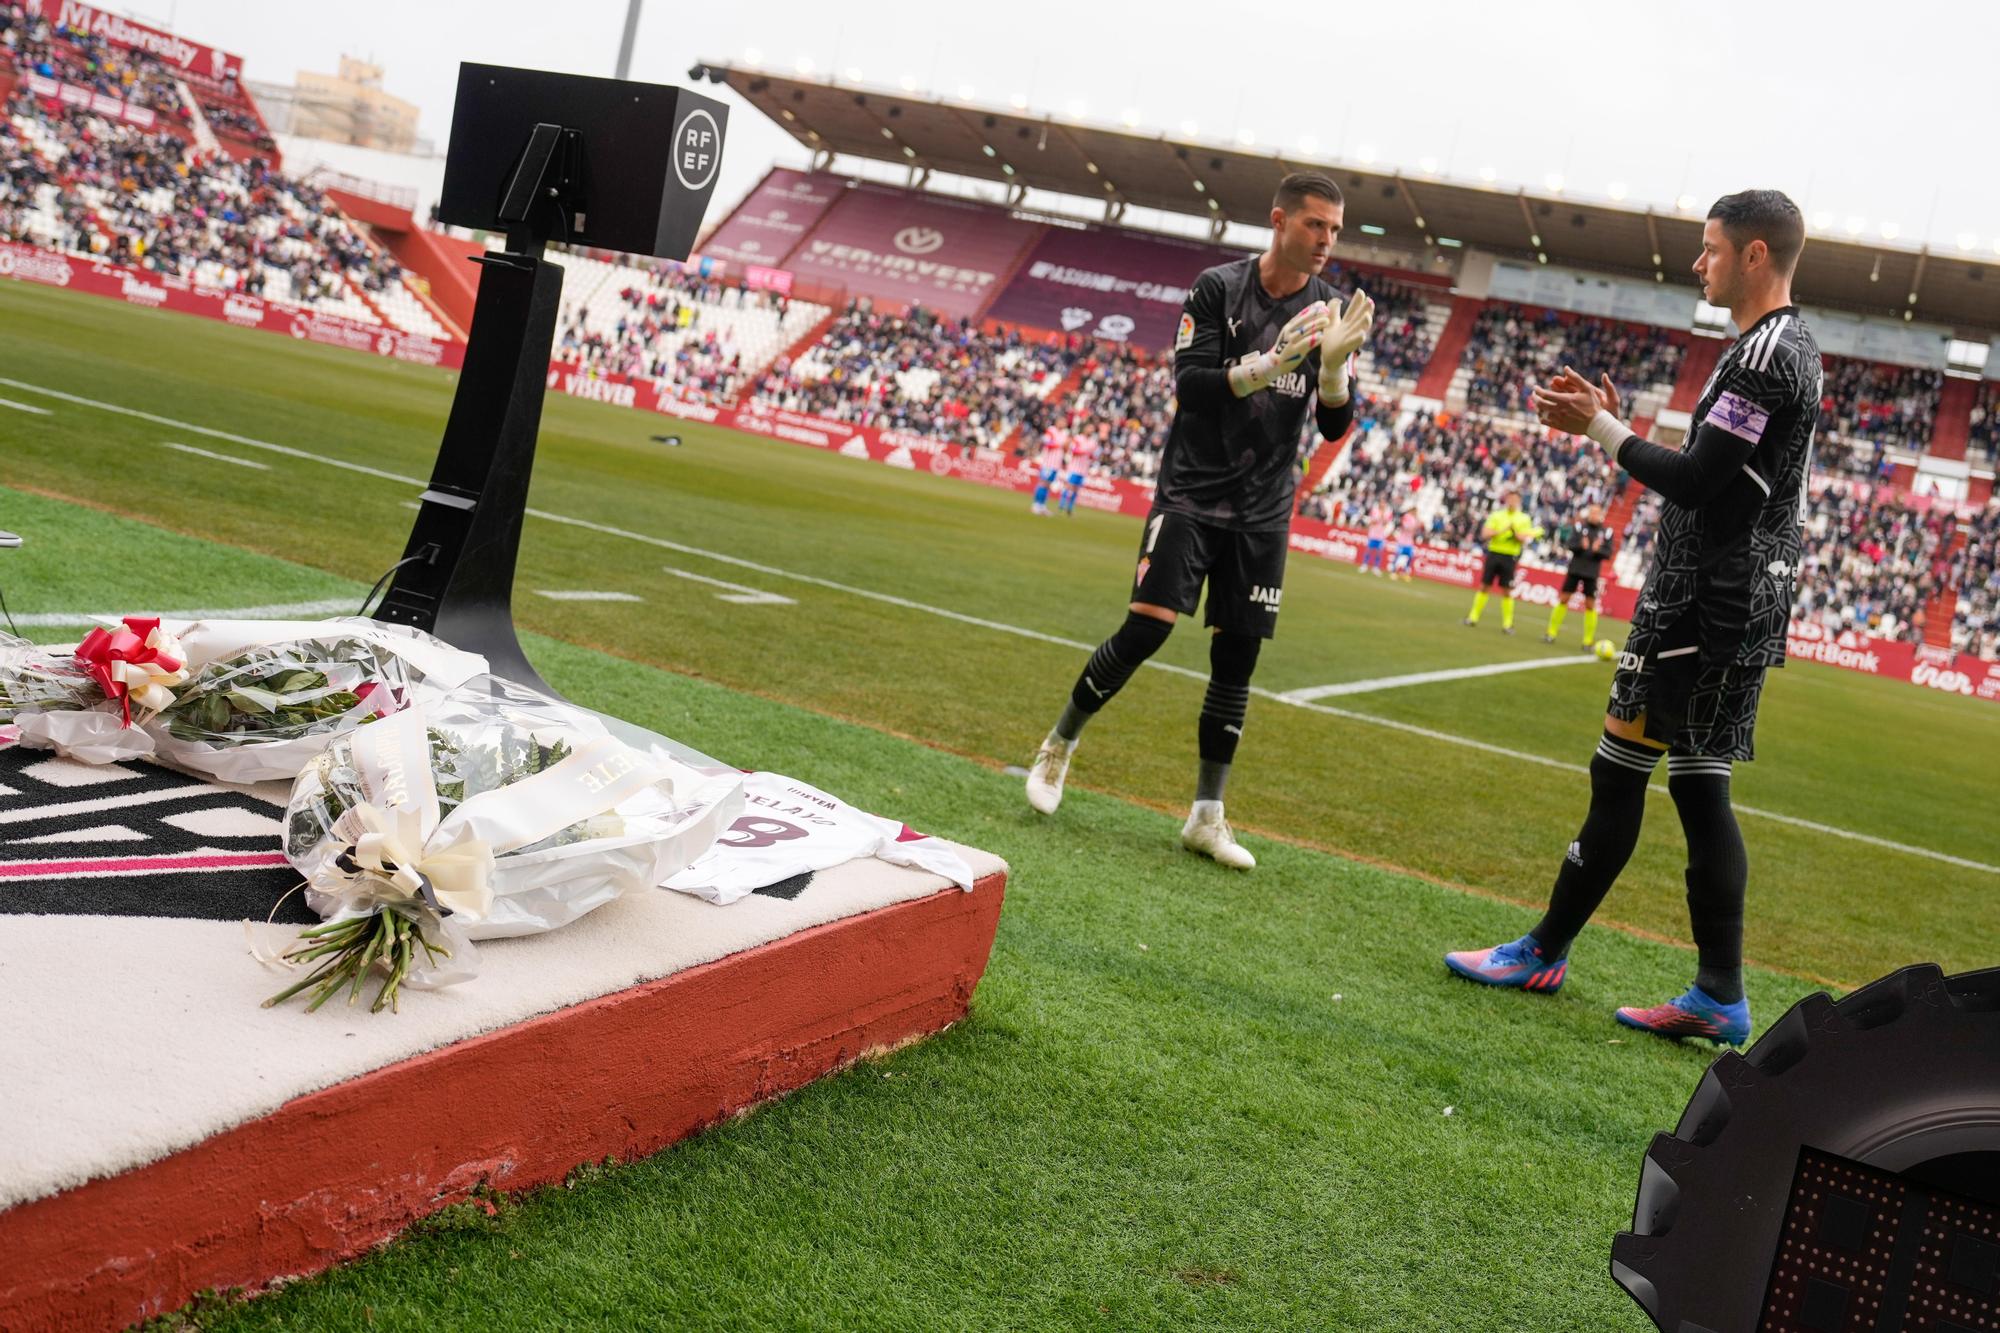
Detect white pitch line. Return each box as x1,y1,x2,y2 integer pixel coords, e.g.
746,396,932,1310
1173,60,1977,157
535,590,645,603
6,374,1993,877
0,396,52,415
8,598,356,628
661,566,795,605
1284,655,1600,701
161,441,269,470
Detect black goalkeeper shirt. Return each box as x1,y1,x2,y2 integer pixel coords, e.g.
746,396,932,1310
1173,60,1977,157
1159,257,1355,531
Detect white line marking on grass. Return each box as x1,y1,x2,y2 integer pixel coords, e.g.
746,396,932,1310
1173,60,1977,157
535,590,645,603
10,375,1992,877
10,598,356,628
161,442,269,470
1284,655,1599,700
661,567,795,605
0,397,52,415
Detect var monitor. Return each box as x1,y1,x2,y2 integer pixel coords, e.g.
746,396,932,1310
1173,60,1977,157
437,63,728,260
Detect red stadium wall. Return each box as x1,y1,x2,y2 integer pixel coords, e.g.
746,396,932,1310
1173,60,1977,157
0,240,463,368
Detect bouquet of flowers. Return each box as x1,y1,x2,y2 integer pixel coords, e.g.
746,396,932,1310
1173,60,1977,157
145,617,488,782
5,617,189,763
265,674,744,1012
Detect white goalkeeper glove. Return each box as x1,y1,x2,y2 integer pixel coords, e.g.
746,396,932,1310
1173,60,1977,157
1318,288,1375,405
1229,300,1327,396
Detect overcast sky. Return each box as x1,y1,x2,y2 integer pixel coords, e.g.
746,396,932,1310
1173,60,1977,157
158,0,2000,259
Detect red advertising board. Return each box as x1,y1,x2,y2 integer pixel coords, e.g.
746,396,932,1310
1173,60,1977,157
987,226,1246,350
700,168,843,269
0,241,463,369
783,182,1042,319
31,0,245,83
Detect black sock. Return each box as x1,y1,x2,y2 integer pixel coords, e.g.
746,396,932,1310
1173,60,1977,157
1195,632,1261,801
1531,731,1662,959
1060,611,1173,739
1668,753,1747,1005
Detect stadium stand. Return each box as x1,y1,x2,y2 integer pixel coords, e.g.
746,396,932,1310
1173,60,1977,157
1452,305,1683,420
1950,503,2000,660
1791,483,1954,644
1299,407,1620,565
1815,355,1944,477
0,26,446,338
552,250,827,399
0,2,184,119
1968,378,1999,462
1328,264,1447,396
748,303,1083,449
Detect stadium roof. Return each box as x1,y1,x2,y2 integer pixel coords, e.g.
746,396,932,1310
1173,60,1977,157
698,63,2000,338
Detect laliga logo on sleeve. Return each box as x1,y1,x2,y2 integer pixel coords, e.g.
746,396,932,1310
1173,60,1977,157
673,109,722,191
1059,307,1093,332
892,227,945,255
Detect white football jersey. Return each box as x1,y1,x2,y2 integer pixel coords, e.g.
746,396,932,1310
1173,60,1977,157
664,772,975,905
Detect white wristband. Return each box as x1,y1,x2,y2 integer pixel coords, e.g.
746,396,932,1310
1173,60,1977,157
1228,352,1277,398
1320,357,1350,406
1584,409,1633,460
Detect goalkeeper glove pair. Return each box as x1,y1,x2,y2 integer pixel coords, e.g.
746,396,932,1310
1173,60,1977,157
1228,292,1375,402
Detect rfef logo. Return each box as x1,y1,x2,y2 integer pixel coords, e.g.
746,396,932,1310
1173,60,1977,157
673,109,721,191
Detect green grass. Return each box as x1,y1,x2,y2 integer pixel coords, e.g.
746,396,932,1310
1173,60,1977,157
19,486,1766,1332
3,278,1992,989
0,279,1992,1327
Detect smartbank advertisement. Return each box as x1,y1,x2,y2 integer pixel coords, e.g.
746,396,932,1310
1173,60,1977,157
783,183,1040,319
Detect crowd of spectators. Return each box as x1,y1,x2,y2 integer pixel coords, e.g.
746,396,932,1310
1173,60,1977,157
1299,408,1620,564
1949,503,2000,660
1326,265,1439,384
1,3,184,118
556,307,751,400
748,303,1083,450
1814,356,1943,470
1790,482,1955,644
0,85,401,301
1460,306,1683,414
1968,378,1999,462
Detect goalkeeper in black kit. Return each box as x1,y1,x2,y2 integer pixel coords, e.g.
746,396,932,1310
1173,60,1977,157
1023,172,1373,869
1544,504,1614,647
1446,190,1821,1045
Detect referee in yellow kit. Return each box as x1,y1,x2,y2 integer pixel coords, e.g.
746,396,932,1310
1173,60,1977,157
1463,488,1542,634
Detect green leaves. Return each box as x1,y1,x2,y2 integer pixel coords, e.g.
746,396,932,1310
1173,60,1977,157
262,906,449,1014
157,641,387,747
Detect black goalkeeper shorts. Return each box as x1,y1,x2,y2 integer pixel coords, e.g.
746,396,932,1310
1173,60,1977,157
1131,508,1289,639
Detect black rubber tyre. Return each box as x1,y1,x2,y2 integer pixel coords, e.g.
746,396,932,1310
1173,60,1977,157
1611,963,2000,1331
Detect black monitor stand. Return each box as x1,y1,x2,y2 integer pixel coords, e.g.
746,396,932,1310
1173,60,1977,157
370,126,579,695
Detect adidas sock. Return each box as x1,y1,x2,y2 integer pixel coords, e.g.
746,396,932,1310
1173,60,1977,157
1060,611,1173,739
1548,605,1568,639
1668,753,1748,1005
1530,730,1662,958
1469,590,1489,623
1195,632,1261,803
1583,608,1599,645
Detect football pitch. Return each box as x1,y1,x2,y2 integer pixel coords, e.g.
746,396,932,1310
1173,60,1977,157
4,279,1997,1330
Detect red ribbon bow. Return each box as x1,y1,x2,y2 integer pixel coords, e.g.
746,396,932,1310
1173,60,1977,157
74,616,184,727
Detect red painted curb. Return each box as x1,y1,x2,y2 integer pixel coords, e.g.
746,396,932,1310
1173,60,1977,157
0,873,1006,1331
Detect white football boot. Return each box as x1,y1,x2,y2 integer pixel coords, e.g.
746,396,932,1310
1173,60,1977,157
1025,735,1074,815
1181,801,1256,869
